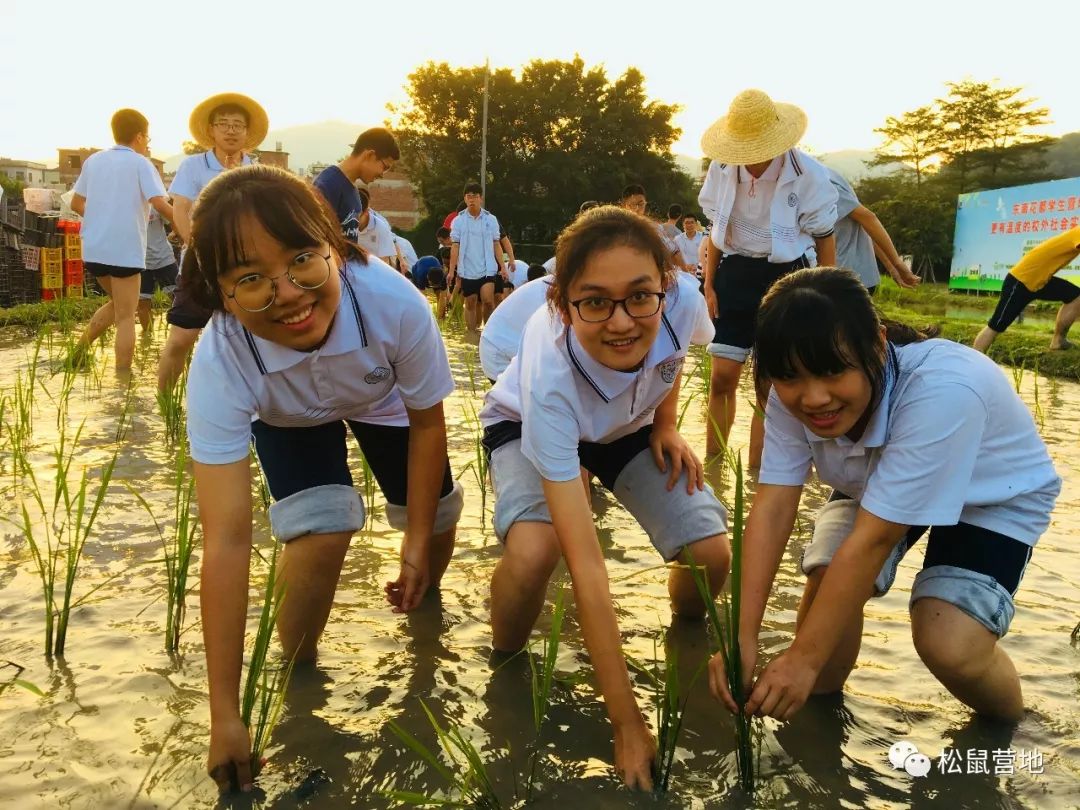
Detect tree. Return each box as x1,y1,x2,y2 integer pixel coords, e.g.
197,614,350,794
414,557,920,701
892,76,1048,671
936,80,1051,191
870,105,943,186
389,57,694,242
181,140,206,155
854,174,955,278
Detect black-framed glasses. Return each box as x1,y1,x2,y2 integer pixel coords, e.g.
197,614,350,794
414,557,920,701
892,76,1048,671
225,251,333,313
568,291,665,323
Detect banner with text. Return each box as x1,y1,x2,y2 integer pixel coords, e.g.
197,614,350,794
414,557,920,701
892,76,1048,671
949,176,1080,291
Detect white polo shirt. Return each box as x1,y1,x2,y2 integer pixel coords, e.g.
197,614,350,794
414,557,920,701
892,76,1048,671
169,150,254,202
186,257,454,465
479,276,553,381
450,208,500,279
480,272,712,481
72,146,167,268
394,234,419,269
357,210,396,260
674,231,704,268
542,256,557,274
758,339,1060,545
509,259,531,288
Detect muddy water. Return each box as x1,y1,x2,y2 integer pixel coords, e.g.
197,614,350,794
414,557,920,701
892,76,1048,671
0,316,1078,810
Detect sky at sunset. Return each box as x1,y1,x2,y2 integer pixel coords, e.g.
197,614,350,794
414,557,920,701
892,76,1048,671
2,0,1076,165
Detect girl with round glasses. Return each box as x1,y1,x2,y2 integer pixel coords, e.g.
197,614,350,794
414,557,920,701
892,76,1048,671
182,165,463,792
479,206,731,790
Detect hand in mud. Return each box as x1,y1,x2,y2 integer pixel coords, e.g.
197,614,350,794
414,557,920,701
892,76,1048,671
708,642,757,715
613,720,656,791
385,537,430,613
208,714,256,793
743,647,818,721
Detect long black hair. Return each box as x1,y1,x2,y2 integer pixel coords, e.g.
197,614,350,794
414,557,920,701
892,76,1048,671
754,267,938,407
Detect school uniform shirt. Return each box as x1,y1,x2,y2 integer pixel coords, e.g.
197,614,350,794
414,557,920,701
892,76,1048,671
697,149,838,264
480,272,712,482
509,259,531,288
450,208,501,279
72,145,167,268
313,165,364,242
1010,226,1080,292
758,339,1060,544
542,256,557,274
186,257,454,465
479,276,554,381
828,168,879,289
145,209,175,270
356,210,396,260
169,150,254,203
674,231,704,268
394,234,419,269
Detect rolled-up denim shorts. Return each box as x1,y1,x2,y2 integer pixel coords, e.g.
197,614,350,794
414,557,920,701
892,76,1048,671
484,422,728,561
802,494,1034,637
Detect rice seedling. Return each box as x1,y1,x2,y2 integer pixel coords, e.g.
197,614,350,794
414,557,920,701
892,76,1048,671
528,587,566,734
386,699,504,809
1071,620,1080,642
241,540,298,779
156,368,187,446
1031,360,1044,429
1010,359,1025,394
114,376,137,444
686,452,757,794
626,635,695,793
126,446,201,652
358,452,379,529
0,661,45,698
19,418,117,656
458,399,490,527
460,346,480,396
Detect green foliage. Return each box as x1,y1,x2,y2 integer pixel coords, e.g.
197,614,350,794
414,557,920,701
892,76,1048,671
390,57,694,242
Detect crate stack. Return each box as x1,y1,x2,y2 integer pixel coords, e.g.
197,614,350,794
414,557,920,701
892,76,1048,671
59,219,84,297
0,195,30,308
25,212,63,300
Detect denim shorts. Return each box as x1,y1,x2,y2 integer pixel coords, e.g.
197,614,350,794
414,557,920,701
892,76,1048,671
485,423,728,561
251,419,461,542
802,495,1034,637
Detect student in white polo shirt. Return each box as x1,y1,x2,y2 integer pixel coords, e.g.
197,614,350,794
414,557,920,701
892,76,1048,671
479,206,730,791
182,166,463,793
70,108,172,370
449,181,503,333
674,213,705,279
698,89,838,464
708,267,1060,726
157,92,267,394
478,274,553,382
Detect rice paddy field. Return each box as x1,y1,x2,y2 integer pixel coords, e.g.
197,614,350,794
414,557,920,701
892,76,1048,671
0,304,1078,809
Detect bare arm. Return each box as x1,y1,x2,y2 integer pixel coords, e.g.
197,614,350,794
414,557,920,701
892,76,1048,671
648,373,704,493
195,458,255,791
71,194,86,216
703,236,723,319
493,240,506,279
172,195,194,245
542,477,655,790
149,196,174,223
448,243,459,281
850,206,919,288
738,484,803,642
744,508,908,720
813,233,837,268
500,235,516,266
385,402,448,612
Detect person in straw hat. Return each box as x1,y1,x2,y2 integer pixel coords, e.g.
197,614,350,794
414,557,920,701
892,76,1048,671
156,92,268,394
697,88,838,467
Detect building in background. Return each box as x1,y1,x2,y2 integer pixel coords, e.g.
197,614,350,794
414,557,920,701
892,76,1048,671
254,141,289,171
58,147,163,188
365,165,421,230
0,158,50,186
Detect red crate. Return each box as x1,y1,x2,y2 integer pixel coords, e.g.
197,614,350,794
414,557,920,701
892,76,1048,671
41,288,60,301
63,259,83,286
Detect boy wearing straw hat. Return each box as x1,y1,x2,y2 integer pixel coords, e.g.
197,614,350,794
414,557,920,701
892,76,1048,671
156,92,268,393
697,89,838,466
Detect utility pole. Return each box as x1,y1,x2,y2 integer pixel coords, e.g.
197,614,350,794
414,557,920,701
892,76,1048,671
480,58,489,199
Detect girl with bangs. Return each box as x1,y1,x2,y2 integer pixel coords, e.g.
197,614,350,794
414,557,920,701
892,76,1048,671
479,205,731,790
709,267,1060,726
183,165,463,792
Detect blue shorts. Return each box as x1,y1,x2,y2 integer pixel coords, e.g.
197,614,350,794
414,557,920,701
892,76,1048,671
803,493,1034,637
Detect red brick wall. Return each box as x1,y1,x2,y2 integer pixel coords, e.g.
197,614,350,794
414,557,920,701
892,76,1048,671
366,168,422,229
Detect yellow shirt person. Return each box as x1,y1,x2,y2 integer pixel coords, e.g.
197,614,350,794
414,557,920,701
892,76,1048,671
974,226,1080,353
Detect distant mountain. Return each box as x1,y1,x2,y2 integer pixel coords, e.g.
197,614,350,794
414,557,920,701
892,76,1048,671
162,120,371,174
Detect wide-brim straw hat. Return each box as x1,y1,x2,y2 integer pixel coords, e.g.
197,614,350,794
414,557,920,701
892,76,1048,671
700,89,807,165
188,92,269,151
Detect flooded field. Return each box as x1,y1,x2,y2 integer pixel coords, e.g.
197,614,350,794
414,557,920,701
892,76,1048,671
0,313,1078,809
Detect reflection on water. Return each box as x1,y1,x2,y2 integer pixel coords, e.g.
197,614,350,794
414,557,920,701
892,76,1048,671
0,313,1078,809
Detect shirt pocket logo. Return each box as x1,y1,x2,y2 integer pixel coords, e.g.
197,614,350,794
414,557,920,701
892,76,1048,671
660,357,684,384
364,366,391,384
787,192,798,208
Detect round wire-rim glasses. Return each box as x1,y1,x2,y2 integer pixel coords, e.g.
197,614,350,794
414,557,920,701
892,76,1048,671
224,250,334,313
